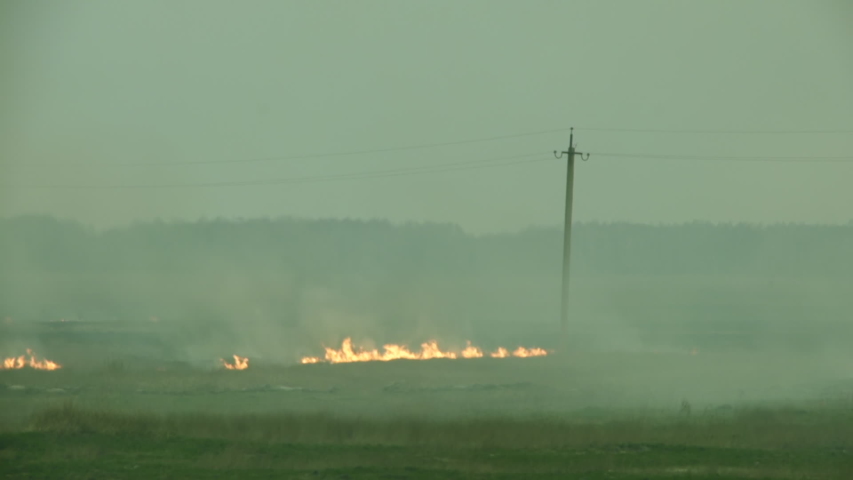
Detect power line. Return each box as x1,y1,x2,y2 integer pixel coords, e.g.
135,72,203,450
576,127,853,135
15,125,853,168
595,153,853,162
21,128,575,167
4,153,550,190
5,149,853,191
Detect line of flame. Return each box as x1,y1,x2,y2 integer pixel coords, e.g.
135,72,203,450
1,349,62,370
300,338,547,364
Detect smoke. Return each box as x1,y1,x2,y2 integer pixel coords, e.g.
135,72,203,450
1,215,852,416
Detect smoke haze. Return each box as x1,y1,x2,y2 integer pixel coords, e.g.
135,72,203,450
1,1,852,232
1,1,852,425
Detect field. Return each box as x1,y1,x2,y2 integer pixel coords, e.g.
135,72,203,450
5,408,853,479
3,322,853,479
2,268,853,478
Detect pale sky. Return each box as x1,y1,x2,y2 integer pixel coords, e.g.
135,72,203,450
1,0,852,233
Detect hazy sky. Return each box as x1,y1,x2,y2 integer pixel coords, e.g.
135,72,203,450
2,0,852,233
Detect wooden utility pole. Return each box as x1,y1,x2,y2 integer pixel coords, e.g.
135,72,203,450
554,128,589,336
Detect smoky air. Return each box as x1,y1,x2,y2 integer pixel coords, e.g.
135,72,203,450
2,1,852,478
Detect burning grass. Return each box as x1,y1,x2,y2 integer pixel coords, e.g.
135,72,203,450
1,349,62,370
219,354,249,370
300,338,548,364
5,355,853,478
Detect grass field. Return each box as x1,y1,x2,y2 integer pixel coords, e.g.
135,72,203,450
2,273,853,478
3,350,853,479
3,403,853,479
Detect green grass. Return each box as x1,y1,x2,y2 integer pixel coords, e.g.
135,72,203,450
3,433,848,480
24,401,853,450
2,403,852,479
3,320,853,478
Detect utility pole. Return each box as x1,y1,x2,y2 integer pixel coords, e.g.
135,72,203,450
554,128,589,337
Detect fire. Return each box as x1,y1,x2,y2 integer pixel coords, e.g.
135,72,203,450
490,347,509,358
220,354,249,370
1,349,62,370
512,346,548,358
461,341,484,359
300,338,548,364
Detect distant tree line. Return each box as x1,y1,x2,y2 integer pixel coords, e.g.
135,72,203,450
1,215,851,278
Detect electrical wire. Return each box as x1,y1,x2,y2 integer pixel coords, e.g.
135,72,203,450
594,152,853,162
4,153,551,190
20,128,574,167
6,148,853,190
576,127,853,134
15,125,853,169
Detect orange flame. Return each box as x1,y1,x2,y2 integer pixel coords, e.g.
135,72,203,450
1,349,62,370
300,338,548,364
490,347,509,358
461,341,484,359
512,346,548,358
220,354,249,370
